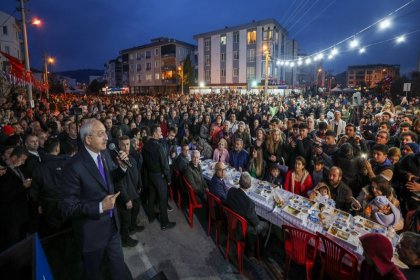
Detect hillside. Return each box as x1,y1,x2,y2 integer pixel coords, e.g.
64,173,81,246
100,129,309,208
55,69,103,83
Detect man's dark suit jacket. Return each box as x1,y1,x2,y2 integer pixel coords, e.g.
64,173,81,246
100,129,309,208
60,146,125,252
226,187,259,228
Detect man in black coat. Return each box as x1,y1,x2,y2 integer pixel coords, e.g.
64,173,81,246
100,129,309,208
60,119,132,280
115,135,144,247
31,138,71,236
143,125,176,230
0,147,30,251
227,172,268,255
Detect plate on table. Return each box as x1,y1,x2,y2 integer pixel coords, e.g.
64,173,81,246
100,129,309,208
284,205,301,217
328,226,350,241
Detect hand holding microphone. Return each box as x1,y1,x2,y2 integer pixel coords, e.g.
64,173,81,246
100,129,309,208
108,143,132,168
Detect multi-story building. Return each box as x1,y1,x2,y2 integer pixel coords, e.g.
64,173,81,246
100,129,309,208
120,37,195,94
347,64,400,88
193,18,299,91
104,56,123,87
0,10,22,70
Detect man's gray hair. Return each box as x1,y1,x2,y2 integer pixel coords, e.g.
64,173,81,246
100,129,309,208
79,118,98,142
239,172,252,190
191,150,200,157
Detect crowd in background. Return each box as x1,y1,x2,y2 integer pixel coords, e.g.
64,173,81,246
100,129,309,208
0,90,419,279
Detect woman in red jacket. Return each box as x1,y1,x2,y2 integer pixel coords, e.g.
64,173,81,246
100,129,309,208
284,156,313,197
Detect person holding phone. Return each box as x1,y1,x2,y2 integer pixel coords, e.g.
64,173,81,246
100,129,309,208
60,118,132,280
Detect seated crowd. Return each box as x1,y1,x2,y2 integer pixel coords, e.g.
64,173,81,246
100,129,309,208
0,91,419,278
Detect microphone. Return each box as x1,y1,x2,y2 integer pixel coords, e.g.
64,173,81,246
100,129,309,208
108,143,132,168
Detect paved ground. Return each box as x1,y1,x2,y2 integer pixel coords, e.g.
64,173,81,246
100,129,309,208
125,202,284,280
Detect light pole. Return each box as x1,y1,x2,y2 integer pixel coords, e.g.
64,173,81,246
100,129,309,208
19,0,33,107
43,55,54,99
178,64,184,94
263,45,270,95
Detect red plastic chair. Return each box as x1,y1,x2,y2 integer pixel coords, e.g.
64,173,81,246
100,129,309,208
223,206,260,274
317,233,358,280
282,225,319,280
182,175,204,228
206,189,224,245
173,169,183,209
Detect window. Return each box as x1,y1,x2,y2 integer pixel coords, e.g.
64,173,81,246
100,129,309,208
129,54,134,60
233,68,239,77
146,62,151,71
247,30,256,44
155,73,160,80
220,35,226,45
155,48,159,56
248,49,255,62
129,64,134,71
221,53,225,62
5,46,10,54
146,74,152,81
205,55,210,66
136,64,142,72
154,61,158,68
221,69,226,77
205,70,211,81
233,51,239,60
136,52,142,60
2,26,7,35
137,75,141,82
246,67,255,80
263,29,273,41
146,51,151,59
204,38,210,51
233,32,239,43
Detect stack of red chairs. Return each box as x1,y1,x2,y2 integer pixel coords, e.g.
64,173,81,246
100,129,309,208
205,190,224,245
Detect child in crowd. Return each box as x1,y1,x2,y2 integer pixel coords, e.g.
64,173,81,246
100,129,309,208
311,157,327,187
265,165,284,187
309,182,335,207
364,196,403,230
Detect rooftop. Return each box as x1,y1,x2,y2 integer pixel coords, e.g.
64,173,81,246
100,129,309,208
120,37,196,54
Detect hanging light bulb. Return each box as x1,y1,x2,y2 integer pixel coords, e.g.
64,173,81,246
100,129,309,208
328,54,334,60
280,61,285,66
305,58,312,64
359,47,366,54
349,38,359,49
297,59,303,66
290,62,295,67
285,61,290,66
330,47,339,56
396,35,405,43
379,18,391,30
318,53,324,60
276,60,281,66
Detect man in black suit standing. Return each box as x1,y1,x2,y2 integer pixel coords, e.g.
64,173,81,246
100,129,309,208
60,118,132,280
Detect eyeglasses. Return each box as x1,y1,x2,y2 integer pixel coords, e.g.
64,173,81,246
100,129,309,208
89,131,107,137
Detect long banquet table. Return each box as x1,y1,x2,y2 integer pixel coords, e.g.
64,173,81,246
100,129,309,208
201,159,403,265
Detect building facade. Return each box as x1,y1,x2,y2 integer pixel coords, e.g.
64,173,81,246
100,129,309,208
0,10,22,70
347,64,400,88
193,19,299,90
104,56,123,87
120,37,195,94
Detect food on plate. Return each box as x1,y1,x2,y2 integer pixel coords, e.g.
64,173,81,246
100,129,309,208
284,206,300,216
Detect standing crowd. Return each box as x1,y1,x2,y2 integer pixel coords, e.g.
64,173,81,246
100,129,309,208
0,90,419,279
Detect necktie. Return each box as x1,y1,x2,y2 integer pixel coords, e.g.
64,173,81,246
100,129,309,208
97,154,113,217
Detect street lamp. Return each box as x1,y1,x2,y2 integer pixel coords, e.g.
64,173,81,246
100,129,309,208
178,64,184,94
19,0,33,107
263,45,270,95
44,55,55,99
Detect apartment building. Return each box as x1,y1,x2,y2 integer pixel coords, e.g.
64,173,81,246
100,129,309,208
104,56,123,87
347,64,400,88
0,10,22,70
193,18,299,90
120,37,195,94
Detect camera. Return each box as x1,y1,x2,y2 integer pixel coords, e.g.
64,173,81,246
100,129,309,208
70,107,82,116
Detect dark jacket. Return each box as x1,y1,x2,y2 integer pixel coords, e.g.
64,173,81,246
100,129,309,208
328,181,353,212
184,162,207,197
115,154,142,204
174,154,189,174
227,188,260,228
143,138,171,183
229,149,249,171
209,174,228,203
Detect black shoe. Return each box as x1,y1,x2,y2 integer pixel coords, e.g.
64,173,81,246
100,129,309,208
167,203,173,212
122,237,138,247
161,221,176,231
129,225,145,235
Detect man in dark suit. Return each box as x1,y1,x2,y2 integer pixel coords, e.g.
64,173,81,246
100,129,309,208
143,125,176,230
209,161,228,204
60,119,132,280
226,172,268,255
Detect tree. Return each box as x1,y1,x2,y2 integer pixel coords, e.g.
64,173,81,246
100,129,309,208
87,79,106,94
182,54,195,91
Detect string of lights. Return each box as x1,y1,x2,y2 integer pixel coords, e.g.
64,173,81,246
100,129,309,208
277,0,418,67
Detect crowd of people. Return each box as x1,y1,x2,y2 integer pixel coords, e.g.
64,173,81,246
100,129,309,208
0,89,419,279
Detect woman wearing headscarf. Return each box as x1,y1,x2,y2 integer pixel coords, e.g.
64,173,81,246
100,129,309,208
359,233,407,280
